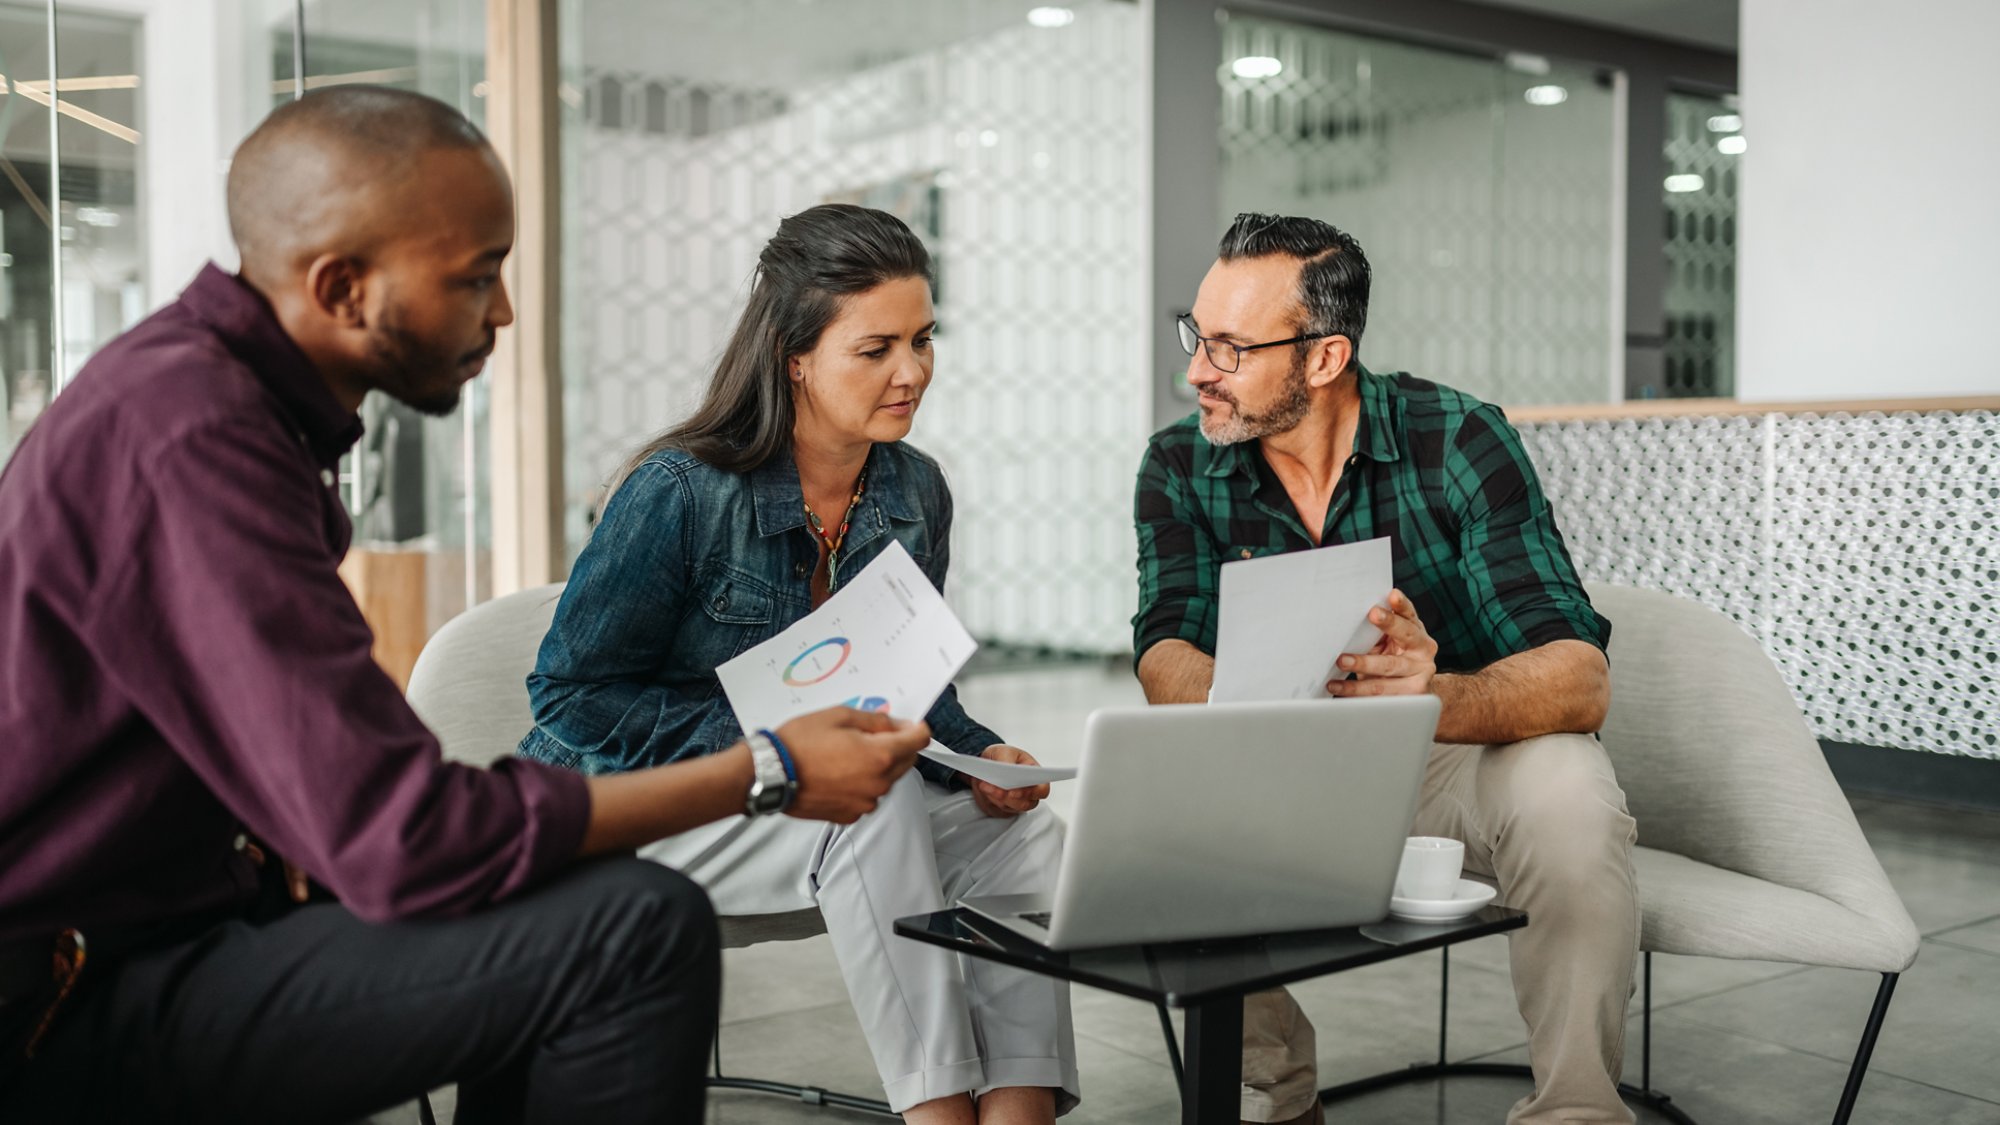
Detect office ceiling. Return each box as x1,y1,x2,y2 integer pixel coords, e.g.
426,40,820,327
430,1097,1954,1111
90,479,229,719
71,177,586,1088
1456,0,1739,51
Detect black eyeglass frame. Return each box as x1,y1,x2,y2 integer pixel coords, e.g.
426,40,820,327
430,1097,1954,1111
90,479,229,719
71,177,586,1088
1175,315,1334,374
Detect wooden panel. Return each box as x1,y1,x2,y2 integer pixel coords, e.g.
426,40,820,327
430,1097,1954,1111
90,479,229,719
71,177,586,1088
338,548,430,689
1504,395,2000,424
485,0,566,595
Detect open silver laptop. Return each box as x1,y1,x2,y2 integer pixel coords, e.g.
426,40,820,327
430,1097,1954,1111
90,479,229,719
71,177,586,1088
961,696,1439,951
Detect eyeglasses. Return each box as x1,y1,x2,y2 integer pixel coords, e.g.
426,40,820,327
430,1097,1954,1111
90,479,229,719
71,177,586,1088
1176,315,1332,374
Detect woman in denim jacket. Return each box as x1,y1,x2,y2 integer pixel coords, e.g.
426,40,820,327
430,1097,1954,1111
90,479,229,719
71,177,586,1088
518,205,1077,1123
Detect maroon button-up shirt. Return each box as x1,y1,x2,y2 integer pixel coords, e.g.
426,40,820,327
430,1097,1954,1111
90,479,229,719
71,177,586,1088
0,265,590,941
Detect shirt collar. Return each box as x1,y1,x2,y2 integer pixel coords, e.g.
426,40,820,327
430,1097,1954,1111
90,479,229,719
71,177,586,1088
750,442,917,538
1201,363,1404,479
179,263,364,467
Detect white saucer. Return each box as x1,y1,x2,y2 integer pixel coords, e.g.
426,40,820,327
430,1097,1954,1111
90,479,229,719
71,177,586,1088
1388,879,1497,924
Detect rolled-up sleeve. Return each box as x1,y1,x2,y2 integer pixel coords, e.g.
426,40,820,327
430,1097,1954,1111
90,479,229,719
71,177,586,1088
1443,405,1609,659
1132,437,1220,663
97,420,589,923
525,461,738,772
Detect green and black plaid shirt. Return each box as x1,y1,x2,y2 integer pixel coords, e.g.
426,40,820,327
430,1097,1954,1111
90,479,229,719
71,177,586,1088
1133,365,1608,672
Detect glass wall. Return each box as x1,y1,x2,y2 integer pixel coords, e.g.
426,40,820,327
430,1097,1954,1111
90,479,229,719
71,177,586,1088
1218,13,1621,405
0,2,142,466
557,0,1150,652
258,0,492,631
1662,90,1739,398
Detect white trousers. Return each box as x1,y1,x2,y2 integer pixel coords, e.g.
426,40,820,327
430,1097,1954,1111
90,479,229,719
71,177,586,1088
642,772,1081,1115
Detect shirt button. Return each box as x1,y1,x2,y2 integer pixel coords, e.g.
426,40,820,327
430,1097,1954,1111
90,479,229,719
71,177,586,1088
233,833,248,851
320,469,335,487
795,561,811,578
712,595,729,612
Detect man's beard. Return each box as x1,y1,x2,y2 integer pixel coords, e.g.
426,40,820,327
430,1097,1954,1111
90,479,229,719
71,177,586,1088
365,309,481,418
1198,351,1312,446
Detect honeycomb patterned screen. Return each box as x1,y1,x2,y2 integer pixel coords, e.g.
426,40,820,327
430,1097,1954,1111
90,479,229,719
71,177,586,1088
1520,409,1997,759
1662,91,1740,398
1218,13,1619,406
562,0,1149,652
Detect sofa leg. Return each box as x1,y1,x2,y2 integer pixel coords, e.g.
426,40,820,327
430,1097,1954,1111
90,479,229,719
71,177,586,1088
1642,951,1653,1093
1832,973,1899,1125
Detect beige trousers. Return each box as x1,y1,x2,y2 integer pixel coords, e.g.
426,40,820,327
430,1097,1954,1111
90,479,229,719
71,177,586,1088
1240,734,1640,1124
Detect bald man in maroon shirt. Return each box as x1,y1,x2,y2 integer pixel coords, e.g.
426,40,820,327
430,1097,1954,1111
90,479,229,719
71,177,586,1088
0,87,926,1124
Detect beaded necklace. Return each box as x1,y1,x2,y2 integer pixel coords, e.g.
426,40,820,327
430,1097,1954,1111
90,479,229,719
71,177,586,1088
803,469,867,592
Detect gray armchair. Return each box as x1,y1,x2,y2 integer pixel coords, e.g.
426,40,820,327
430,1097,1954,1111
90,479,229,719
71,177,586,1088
405,583,894,1117
1596,583,1919,1122
1321,584,1921,1124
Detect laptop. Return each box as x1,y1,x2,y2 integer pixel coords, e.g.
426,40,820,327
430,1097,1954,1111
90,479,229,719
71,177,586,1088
960,696,1440,951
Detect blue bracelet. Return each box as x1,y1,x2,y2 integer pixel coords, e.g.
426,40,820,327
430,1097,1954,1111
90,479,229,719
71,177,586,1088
759,727,798,783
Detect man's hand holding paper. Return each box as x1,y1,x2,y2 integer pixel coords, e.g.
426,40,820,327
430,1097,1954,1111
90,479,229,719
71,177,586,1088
1328,588,1440,697
1212,536,1401,704
720,543,1075,805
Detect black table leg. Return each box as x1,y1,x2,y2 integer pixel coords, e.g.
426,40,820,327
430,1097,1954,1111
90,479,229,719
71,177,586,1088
1181,994,1244,1125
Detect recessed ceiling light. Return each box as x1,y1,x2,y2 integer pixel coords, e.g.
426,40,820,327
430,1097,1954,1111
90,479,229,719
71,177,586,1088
1523,84,1568,107
1706,114,1743,133
1026,6,1074,28
1232,56,1284,79
1665,173,1705,193
1716,135,1747,155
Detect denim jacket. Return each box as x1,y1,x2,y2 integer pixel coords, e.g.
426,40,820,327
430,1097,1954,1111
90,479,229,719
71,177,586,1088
516,440,1002,786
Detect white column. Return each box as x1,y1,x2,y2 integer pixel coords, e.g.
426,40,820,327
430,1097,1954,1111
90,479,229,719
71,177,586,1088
1738,0,2000,401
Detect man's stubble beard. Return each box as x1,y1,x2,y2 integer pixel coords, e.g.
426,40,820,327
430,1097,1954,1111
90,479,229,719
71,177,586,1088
1198,350,1312,447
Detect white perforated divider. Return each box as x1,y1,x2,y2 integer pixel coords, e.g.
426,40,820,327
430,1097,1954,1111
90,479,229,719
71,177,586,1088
1519,410,2000,758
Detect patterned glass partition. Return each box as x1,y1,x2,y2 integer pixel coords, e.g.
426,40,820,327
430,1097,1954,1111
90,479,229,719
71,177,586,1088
1218,13,1619,405
1661,91,1739,398
561,0,1148,651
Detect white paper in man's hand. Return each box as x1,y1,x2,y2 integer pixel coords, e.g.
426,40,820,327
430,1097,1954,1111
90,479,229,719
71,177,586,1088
1211,537,1393,703
919,743,1078,787
718,542,977,732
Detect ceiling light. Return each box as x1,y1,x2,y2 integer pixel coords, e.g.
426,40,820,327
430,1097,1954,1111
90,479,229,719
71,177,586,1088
1232,56,1283,80
1716,135,1747,155
1523,84,1568,107
1504,52,1551,76
1706,114,1743,133
1026,6,1075,28
1664,173,1705,193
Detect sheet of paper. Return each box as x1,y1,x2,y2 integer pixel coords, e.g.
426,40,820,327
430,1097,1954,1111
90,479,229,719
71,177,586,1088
1211,536,1393,704
920,743,1078,787
718,541,977,732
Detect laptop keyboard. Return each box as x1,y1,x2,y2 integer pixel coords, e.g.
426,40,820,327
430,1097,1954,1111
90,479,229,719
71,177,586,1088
1019,911,1053,929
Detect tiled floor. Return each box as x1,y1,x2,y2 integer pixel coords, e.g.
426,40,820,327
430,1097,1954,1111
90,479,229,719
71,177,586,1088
390,664,2000,1124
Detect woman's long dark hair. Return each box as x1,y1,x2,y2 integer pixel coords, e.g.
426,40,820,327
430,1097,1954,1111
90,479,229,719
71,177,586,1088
611,203,933,490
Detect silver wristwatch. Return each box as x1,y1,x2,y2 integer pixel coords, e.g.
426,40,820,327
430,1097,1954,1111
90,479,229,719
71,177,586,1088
744,730,792,816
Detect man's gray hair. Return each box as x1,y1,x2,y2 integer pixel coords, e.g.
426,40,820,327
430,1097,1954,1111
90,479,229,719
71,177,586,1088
1217,212,1371,366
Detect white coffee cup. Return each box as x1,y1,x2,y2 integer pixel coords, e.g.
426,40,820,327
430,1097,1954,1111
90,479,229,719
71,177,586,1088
1395,836,1465,901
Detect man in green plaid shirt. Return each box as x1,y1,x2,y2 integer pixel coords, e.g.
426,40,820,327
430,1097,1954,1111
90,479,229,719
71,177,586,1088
1134,214,1638,1125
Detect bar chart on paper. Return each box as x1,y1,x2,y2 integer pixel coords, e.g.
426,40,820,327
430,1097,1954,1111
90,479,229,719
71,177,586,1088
718,542,979,732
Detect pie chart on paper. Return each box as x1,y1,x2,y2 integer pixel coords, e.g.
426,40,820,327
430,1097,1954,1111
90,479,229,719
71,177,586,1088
784,637,851,686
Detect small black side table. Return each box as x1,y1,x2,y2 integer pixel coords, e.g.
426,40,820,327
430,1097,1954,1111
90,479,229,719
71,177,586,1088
895,906,1526,1125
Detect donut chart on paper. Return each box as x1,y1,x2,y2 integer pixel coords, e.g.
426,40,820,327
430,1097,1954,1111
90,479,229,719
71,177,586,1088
784,637,852,686
841,695,892,713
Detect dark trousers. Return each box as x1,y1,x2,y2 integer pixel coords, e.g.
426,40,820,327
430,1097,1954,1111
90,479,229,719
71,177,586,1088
1,857,720,1124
